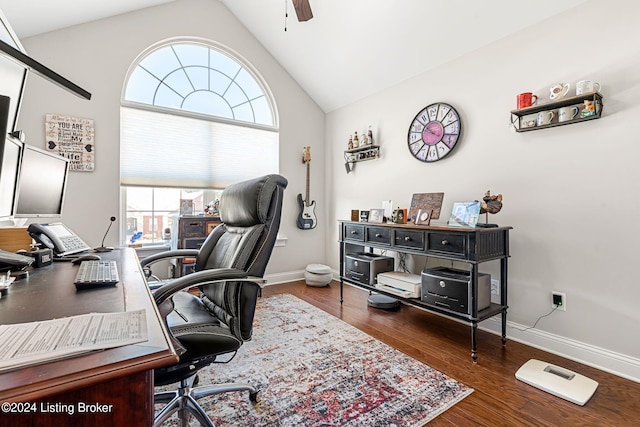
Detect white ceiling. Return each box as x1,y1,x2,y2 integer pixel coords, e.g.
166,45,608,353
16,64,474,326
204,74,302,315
0,0,588,112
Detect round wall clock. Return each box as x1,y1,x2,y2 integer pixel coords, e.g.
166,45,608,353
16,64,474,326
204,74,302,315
407,102,462,162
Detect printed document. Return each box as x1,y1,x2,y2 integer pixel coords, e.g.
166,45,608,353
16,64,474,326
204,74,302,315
0,309,148,371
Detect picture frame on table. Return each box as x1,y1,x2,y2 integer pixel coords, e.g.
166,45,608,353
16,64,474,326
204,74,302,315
447,201,481,227
392,208,407,224
368,208,385,223
414,209,433,226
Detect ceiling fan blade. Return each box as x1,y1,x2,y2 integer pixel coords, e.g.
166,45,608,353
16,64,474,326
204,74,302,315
292,0,313,22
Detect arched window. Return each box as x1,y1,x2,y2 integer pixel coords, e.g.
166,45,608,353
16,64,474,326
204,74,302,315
120,38,278,245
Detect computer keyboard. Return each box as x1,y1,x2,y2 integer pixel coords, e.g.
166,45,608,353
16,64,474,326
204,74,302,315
74,260,120,289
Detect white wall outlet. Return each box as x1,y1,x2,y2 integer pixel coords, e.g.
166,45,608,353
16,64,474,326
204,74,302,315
552,291,566,311
491,278,500,304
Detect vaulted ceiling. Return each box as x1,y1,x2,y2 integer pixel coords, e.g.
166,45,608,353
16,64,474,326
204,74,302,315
0,0,588,112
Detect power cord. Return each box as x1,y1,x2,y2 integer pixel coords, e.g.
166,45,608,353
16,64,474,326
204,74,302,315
511,305,560,332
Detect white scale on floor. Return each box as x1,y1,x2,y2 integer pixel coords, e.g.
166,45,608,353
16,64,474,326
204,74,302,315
515,359,599,406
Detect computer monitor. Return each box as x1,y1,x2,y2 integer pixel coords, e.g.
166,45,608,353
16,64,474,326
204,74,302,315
14,144,69,218
0,135,22,220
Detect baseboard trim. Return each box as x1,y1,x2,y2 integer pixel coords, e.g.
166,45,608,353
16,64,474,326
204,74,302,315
265,270,640,383
481,316,640,383
264,270,306,286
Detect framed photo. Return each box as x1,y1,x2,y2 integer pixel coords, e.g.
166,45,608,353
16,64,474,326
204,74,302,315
415,209,433,226
351,210,360,221
409,192,444,221
447,201,481,227
180,199,194,216
392,208,407,224
359,210,369,222
368,208,384,223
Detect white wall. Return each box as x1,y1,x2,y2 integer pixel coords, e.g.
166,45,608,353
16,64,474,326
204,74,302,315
326,0,640,380
15,0,327,277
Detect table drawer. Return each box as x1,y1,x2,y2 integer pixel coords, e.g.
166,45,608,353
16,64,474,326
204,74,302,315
181,220,206,237
393,229,424,250
427,232,466,256
366,227,391,245
344,224,365,241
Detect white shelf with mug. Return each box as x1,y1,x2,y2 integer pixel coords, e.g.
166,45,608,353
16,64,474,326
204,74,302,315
510,86,603,133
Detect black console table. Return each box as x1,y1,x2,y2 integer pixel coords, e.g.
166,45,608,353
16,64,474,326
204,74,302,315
338,220,512,362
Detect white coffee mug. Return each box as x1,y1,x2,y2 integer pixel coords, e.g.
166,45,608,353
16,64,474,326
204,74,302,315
537,110,555,126
558,106,580,122
576,80,601,95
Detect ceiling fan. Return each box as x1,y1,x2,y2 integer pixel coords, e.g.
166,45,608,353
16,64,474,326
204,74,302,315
292,0,313,22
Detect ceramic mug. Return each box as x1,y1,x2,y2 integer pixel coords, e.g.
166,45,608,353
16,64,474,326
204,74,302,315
537,110,555,126
576,80,601,95
550,83,570,100
558,106,580,122
516,92,538,109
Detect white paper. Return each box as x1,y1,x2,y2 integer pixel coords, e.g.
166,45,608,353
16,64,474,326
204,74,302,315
0,309,147,371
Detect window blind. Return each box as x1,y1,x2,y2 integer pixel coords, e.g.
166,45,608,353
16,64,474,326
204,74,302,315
120,106,278,188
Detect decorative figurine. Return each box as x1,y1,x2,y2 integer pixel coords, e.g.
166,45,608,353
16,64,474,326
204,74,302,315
580,99,596,118
348,135,353,150
367,126,374,145
478,190,503,228
353,131,359,148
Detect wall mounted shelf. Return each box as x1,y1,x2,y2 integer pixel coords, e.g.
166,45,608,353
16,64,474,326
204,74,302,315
511,91,602,132
344,144,380,163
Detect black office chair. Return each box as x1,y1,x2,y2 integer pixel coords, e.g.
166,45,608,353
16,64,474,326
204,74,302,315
142,174,287,427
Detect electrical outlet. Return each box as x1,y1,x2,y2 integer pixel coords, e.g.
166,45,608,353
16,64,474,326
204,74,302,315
491,279,500,304
552,291,566,311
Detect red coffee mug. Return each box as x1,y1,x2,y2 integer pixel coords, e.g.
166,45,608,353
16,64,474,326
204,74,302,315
516,92,538,109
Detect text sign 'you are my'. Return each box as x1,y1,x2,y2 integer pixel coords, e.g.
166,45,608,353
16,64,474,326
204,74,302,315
45,114,95,172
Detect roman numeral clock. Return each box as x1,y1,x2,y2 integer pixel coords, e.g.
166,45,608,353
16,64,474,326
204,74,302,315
407,102,461,162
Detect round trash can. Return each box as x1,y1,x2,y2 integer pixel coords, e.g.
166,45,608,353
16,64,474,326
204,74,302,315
304,264,332,287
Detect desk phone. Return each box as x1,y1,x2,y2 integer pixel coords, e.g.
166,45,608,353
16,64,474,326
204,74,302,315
27,223,91,257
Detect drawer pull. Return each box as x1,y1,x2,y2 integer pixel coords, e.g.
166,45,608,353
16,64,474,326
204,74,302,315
441,239,449,246
440,280,446,288
375,233,382,238
351,230,357,235
405,236,411,241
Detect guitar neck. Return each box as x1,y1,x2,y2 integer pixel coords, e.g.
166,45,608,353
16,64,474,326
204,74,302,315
305,160,310,206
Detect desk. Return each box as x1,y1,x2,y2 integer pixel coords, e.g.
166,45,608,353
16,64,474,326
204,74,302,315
339,221,512,362
0,248,177,426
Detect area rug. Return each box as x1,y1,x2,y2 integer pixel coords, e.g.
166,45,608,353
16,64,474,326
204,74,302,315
157,293,472,426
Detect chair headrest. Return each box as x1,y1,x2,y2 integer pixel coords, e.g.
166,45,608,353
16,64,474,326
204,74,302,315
219,174,288,227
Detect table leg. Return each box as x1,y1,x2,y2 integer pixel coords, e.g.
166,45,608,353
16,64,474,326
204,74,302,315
471,322,478,363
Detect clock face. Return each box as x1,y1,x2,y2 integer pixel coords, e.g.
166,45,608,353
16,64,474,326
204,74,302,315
408,103,461,162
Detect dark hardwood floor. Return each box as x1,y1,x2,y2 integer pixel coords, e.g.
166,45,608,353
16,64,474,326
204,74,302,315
261,281,640,426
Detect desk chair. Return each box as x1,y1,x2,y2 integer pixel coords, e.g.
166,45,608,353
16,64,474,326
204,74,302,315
141,174,287,427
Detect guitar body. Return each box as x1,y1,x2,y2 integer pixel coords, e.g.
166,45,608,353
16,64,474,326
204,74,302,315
297,146,317,230
297,193,317,229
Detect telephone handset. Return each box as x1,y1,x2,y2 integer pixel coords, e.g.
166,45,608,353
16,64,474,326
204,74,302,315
27,223,91,257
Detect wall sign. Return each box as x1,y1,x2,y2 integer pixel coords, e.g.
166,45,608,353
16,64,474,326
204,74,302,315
45,113,95,171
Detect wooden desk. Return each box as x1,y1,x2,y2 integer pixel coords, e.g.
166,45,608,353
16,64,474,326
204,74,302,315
0,248,177,426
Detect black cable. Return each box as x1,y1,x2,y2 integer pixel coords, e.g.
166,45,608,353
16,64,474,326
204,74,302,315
513,305,560,332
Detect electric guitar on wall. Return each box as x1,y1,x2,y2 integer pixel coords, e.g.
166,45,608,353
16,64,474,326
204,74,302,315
297,146,317,230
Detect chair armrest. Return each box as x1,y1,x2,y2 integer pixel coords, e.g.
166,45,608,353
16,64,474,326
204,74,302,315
152,268,250,305
140,249,201,268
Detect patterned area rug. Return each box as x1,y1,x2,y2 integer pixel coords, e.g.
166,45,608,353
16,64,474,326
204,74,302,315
157,293,472,426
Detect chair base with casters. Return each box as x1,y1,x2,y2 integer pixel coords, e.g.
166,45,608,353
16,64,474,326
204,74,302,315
154,372,258,427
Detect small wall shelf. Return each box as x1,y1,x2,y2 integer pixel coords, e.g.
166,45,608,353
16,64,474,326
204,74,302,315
511,91,603,132
344,144,380,163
